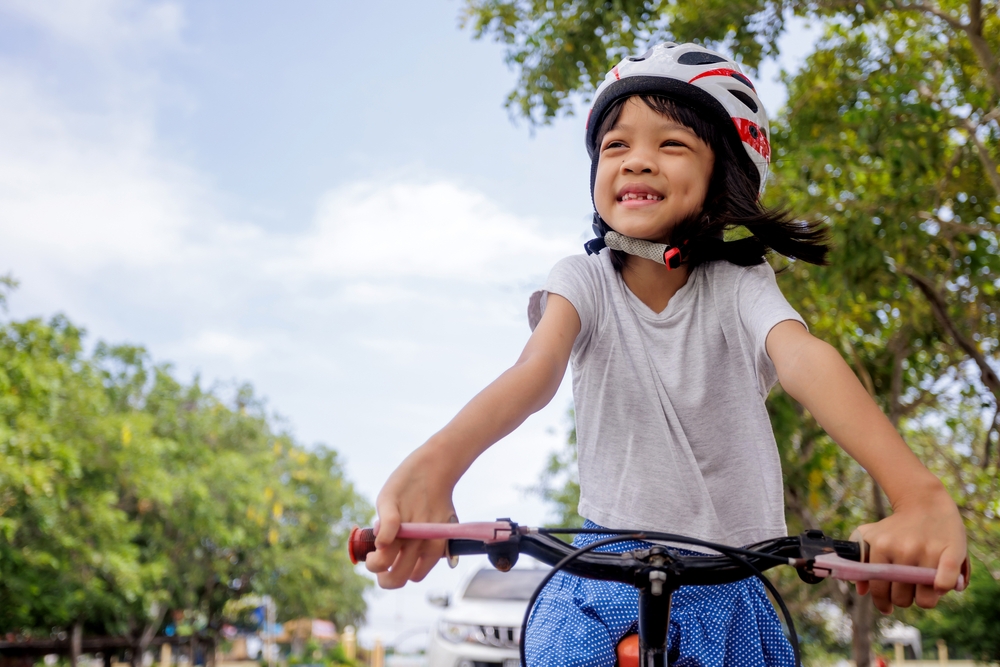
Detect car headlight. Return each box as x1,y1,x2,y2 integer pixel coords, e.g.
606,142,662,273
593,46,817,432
437,622,520,648
438,621,472,644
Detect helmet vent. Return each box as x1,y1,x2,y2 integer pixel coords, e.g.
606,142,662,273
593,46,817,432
729,71,756,90
628,47,657,62
729,89,759,113
677,51,727,65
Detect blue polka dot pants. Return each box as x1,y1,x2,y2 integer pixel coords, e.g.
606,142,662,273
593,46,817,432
524,521,795,667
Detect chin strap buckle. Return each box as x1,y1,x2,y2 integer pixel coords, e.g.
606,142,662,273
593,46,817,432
584,237,607,255
663,247,682,270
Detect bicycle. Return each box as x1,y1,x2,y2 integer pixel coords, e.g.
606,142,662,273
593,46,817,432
349,519,969,667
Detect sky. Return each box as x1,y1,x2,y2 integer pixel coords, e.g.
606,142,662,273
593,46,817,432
0,0,819,652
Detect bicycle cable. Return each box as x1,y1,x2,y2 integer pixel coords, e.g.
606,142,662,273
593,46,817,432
540,527,793,565
523,529,802,667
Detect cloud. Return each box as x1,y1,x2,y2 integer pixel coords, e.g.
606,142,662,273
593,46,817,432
1,0,185,54
187,330,265,364
0,3,577,645
279,181,576,283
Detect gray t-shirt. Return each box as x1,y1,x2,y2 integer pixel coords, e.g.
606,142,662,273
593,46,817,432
528,252,804,547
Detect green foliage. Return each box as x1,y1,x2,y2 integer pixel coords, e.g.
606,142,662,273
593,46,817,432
0,313,372,637
287,637,357,667
906,558,1000,660
528,409,582,530
461,0,790,123
484,0,1000,659
0,274,16,311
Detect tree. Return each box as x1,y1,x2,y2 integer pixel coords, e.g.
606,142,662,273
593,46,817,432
910,557,1000,660
0,309,372,656
466,0,1000,663
529,409,582,530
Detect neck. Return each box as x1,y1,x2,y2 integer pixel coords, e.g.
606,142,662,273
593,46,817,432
620,255,690,313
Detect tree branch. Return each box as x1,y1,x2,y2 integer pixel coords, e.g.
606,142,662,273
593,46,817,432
843,337,877,397
907,2,966,32
962,118,1000,199
888,332,911,427
903,270,1000,404
896,1,1000,94
918,211,997,237
983,403,998,468
968,0,982,34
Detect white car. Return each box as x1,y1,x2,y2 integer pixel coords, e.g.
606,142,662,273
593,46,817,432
426,566,549,667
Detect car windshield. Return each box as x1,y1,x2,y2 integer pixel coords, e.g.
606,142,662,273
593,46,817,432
462,569,550,601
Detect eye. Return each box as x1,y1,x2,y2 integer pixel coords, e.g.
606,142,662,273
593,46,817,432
602,139,627,151
661,139,687,148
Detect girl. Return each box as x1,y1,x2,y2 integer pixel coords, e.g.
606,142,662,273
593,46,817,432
365,43,967,666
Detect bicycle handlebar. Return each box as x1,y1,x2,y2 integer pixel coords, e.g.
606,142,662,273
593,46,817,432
348,519,967,590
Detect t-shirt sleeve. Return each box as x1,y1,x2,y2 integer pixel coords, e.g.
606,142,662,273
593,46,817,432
736,263,806,394
527,255,600,355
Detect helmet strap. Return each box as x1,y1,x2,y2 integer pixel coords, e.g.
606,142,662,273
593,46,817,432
583,214,686,270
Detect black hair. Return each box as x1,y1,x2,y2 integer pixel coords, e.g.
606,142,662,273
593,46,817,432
592,94,829,272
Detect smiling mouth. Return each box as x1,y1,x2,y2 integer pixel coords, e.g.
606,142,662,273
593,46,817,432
618,192,664,202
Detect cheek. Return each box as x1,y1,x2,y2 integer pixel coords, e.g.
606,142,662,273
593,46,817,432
593,160,617,210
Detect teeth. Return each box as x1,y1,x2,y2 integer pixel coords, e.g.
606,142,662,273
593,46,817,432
620,193,663,201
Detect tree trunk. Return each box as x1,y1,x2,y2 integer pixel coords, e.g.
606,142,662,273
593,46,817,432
134,604,167,667
70,622,82,667
851,588,875,667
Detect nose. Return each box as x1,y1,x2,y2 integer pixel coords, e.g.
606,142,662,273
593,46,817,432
620,146,658,175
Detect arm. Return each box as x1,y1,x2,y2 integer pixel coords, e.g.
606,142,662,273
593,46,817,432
365,294,581,588
766,320,967,613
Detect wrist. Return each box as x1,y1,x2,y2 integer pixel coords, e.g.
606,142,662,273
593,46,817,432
405,436,469,487
887,474,950,513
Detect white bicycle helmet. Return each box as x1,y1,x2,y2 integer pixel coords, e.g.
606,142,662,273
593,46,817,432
585,42,771,195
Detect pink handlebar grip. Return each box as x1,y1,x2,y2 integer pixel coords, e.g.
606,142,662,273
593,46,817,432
348,521,517,564
393,521,517,542
813,553,967,591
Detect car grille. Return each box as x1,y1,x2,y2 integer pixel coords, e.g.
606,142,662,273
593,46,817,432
472,625,520,649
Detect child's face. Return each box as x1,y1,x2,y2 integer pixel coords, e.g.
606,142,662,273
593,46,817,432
594,97,715,245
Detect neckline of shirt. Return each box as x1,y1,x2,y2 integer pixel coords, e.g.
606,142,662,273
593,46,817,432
609,254,702,322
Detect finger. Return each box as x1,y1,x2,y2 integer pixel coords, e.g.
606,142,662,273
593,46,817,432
410,549,444,583
914,583,941,609
408,537,446,583
375,506,401,549
890,581,915,609
866,535,893,614
867,572,893,614
851,525,872,598
889,539,923,609
377,541,422,589
364,537,401,574
933,547,965,593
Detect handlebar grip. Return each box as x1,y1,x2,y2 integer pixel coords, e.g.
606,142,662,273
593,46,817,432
349,526,377,564
349,521,519,564
814,553,969,591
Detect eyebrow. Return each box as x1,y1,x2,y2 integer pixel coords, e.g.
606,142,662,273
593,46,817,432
609,121,699,137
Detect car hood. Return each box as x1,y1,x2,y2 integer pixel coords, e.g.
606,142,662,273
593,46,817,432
439,598,529,627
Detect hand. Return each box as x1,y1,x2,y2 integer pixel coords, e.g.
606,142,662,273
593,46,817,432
364,447,458,589
853,482,967,614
